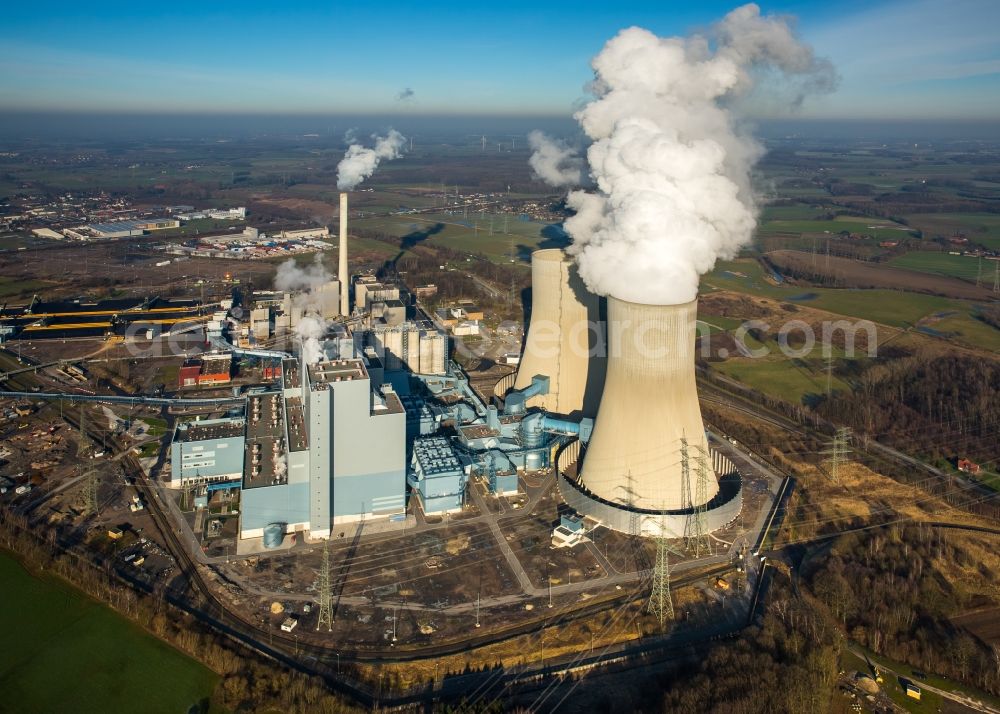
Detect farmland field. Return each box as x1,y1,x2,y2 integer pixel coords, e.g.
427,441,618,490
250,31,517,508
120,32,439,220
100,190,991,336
888,251,990,282
904,213,1000,250
765,249,992,300
758,218,914,241
350,211,563,263
0,551,219,714
712,355,851,404
703,258,1000,352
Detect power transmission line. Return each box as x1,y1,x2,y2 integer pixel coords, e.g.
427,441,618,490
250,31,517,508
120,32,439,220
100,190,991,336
647,518,674,627
689,446,712,557
85,469,100,517
316,541,333,632
822,426,853,483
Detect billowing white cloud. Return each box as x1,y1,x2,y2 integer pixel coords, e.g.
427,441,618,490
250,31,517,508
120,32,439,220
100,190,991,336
557,3,836,305
336,130,406,190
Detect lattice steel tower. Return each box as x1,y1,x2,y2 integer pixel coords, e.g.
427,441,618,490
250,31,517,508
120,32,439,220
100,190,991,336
689,446,712,557
316,541,333,632
647,518,675,627
823,427,853,483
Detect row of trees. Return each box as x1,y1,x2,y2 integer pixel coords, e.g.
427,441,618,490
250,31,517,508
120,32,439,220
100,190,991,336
0,509,361,713
819,352,1000,464
810,526,1000,695
659,572,844,713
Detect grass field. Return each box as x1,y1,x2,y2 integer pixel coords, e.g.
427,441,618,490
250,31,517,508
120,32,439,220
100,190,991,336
0,551,219,714
758,217,914,241
904,213,1000,250
0,277,51,299
759,205,828,221
889,251,989,282
704,258,1000,352
707,259,959,326
712,355,851,404
350,211,560,263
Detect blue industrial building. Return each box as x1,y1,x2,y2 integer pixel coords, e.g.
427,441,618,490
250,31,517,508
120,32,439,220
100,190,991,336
238,355,406,541
169,417,246,487
409,436,466,515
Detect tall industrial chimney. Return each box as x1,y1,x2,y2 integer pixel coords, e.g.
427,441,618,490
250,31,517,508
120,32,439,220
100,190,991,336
577,297,718,510
338,192,349,316
511,249,605,418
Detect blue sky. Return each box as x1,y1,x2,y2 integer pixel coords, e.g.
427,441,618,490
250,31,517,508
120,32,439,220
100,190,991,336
0,0,997,119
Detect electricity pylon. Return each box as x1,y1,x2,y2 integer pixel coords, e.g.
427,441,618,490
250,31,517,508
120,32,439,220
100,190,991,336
78,404,88,453
680,436,700,551
822,427,853,483
85,469,100,517
647,518,676,627
626,470,643,572
689,447,712,558
316,541,333,632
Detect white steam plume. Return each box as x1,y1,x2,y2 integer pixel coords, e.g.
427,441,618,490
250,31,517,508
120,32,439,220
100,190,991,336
527,130,584,187
555,3,836,305
336,130,406,190
273,255,333,364
296,315,327,366
274,254,331,294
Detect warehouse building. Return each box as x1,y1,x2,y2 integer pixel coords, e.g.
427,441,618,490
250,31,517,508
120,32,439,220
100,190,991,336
84,218,180,238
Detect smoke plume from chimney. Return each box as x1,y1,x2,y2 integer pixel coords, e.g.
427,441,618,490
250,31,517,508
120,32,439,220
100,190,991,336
274,255,333,363
336,130,407,190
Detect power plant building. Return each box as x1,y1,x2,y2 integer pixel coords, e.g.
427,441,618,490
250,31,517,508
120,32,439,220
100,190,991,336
408,436,466,515
240,355,406,540
360,323,447,375
169,417,246,487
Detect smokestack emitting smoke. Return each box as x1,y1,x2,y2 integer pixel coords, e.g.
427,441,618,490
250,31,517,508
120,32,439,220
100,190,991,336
334,130,407,316
339,193,349,316
336,130,407,191
274,256,334,364
533,3,836,305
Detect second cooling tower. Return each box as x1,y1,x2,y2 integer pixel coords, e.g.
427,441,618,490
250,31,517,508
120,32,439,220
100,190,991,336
511,249,605,418
578,297,718,511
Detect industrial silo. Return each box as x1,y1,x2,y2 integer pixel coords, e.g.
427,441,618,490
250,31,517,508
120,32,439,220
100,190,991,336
418,333,433,374
429,333,446,374
263,523,285,549
510,249,605,418
406,327,421,371
578,297,718,511
384,328,404,370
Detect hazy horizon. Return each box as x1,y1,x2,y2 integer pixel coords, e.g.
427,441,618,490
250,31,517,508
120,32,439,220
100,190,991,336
2,1,998,122
1,111,998,144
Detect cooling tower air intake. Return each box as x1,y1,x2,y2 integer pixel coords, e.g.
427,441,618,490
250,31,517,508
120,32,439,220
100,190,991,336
578,297,719,511
510,249,605,418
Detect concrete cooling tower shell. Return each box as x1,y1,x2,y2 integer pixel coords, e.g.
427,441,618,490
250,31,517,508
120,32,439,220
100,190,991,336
578,297,718,511
511,249,605,418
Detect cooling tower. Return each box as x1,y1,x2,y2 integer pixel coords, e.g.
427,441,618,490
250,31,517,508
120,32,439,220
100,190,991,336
338,193,349,316
577,297,718,511
511,249,605,418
